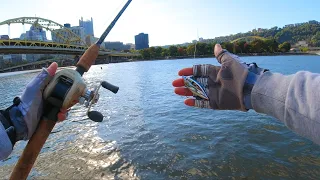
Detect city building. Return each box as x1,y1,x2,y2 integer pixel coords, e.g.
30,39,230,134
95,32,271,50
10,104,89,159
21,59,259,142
22,24,47,41
104,41,131,51
79,17,94,36
51,23,86,45
0,35,9,40
2,54,27,64
126,43,135,50
308,20,319,25
135,33,149,50
85,35,99,46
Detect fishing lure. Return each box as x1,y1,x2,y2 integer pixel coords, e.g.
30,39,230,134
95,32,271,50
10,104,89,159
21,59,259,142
182,76,209,100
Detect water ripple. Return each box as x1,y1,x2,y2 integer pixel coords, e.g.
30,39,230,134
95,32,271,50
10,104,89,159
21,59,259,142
1,57,320,179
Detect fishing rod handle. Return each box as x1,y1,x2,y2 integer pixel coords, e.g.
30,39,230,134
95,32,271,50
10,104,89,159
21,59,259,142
10,117,57,180
76,44,100,73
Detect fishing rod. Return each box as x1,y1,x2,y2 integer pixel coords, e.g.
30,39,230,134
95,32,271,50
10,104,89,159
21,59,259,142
9,1,132,179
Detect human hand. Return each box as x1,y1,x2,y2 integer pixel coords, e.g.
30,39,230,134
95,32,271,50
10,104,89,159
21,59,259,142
9,62,69,141
172,44,267,111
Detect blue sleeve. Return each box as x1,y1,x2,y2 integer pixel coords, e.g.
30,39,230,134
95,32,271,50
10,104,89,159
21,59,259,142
0,117,13,160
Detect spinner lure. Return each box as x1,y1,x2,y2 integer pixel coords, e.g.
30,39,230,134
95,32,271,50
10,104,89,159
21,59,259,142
182,76,209,100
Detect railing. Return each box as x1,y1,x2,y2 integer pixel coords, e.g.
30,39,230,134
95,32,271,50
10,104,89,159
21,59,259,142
0,39,87,50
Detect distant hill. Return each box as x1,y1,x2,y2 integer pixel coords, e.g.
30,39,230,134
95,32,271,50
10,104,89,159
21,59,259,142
204,20,320,46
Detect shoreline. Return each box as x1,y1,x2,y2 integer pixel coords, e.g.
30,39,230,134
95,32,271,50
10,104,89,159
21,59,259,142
0,66,75,77
0,53,318,76
129,52,318,62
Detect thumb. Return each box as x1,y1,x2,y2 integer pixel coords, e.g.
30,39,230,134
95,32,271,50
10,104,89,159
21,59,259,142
214,44,244,65
47,62,58,76
214,44,223,57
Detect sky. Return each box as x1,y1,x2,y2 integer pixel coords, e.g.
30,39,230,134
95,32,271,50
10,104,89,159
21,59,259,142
0,0,319,46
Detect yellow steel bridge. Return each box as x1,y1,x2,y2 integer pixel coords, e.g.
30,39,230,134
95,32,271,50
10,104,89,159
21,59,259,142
0,17,139,57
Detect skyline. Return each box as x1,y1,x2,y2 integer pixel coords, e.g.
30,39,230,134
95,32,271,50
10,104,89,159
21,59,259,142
0,0,319,47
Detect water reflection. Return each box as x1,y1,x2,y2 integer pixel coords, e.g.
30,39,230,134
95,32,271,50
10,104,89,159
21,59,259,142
1,57,320,179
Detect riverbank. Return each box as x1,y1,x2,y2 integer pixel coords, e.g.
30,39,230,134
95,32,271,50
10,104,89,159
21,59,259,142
0,66,74,77
0,52,318,75
130,51,317,61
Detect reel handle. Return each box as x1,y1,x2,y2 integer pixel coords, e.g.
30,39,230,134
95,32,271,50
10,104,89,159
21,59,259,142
101,81,119,94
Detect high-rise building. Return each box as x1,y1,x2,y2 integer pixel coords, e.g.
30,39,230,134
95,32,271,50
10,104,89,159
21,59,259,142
51,23,86,45
79,17,94,36
135,33,149,50
23,24,47,41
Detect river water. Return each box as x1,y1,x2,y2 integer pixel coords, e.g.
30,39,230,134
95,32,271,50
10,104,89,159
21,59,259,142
1,56,320,179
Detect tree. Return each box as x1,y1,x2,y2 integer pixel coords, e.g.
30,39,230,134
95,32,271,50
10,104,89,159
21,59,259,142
186,44,196,56
221,42,233,52
264,39,279,52
177,47,187,56
149,47,156,59
278,42,291,52
311,31,320,46
168,46,178,56
243,42,250,53
155,47,163,57
237,40,247,53
205,43,214,55
140,49,150,59
275,29,294,43
250,39,267,53
161,48,169,57
196,43,207,55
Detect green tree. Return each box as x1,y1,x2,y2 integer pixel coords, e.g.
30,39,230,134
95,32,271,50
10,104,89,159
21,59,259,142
169,46,178,56
278,42,291,52
155,47,163,57
196,43,207,55
161,48,169,57
186,44,196,56
205,43,214,55
149,47,156,59
221,42,233,52
140,49,150,59
300,47,309,52
264,39,279,52
250,39,267,53
237,40,247,53
311,32,320,46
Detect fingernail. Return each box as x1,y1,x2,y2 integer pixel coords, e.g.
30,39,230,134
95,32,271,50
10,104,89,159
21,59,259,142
47,62,58,76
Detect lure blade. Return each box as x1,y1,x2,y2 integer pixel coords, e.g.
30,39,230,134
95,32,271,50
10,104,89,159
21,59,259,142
182,76,209,100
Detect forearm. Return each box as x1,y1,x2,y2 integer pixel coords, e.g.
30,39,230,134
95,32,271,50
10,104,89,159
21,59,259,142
251,71,320,144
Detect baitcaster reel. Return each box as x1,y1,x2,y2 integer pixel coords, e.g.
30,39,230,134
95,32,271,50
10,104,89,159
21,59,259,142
43,69,119,122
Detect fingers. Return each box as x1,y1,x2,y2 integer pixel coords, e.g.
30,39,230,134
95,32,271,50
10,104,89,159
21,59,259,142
46,62,58,76
57,108,69,122
185,99,195,106
174,87,193,96
178,68,193,76
172,78,184,87
184,99,211,108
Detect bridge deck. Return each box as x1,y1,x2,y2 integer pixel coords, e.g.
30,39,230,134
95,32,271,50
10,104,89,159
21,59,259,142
0,40,139,57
